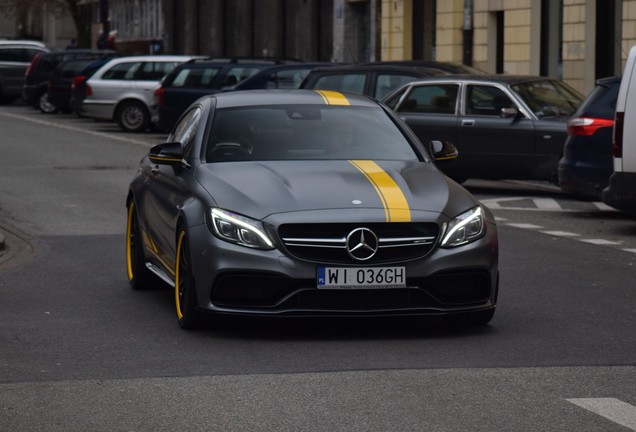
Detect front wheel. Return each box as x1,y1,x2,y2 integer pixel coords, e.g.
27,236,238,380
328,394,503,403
116,101,149,133
126,201,155,290
175,229,204,329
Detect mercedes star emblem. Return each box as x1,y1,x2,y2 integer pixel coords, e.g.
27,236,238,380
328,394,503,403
346,227,379,261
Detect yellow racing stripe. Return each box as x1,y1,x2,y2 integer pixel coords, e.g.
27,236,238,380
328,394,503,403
315,90,351,105
349,160,411,222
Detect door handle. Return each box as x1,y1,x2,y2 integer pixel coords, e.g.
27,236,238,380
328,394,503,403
462,119,475,126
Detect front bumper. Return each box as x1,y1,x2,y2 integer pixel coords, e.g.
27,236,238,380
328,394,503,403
185,222,499,318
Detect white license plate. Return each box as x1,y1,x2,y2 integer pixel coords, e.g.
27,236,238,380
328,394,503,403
317,266,406,289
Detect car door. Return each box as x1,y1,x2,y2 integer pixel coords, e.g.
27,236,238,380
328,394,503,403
393,82,460,152
139,107,202,267
455,84,536,179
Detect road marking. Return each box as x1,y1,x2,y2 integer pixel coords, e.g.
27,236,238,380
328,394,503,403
580,239,623,246
506,223,544,229
541,230,580,237
532,197,561,210
0,111,154,147
623,249,636,254
594,201,617,211
567,398,636,430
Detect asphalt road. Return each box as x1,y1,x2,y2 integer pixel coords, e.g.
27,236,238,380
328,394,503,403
1,105,636,431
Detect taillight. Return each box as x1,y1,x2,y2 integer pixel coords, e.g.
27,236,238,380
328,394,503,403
154,86,165,107
72,75,86,91
567,117,614,136
85,83,93,96
613,111,624,158
24,53,40,78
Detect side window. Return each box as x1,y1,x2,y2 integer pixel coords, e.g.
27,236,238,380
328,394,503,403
222,66,261,87
169,107,202,158
102,62,141,80
396,84,459,114
375,74,417,100
466,85,514,116
314,73,366,95
172,67,221,88
383,88,408,109
268,69,311,89
138,62,178,81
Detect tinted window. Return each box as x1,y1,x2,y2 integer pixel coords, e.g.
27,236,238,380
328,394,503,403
0,48,39,62
206,105,418,162
266,68,312,89
222,66,262,87
102,62,141,80
138,61,179,80
396,84,459,114
171,67,222,88
170,107,202,158
375,74,419,100
466,85,514,116
313,73,366,95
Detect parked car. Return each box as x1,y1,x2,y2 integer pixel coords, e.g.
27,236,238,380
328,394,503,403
228,62,336,91
126,89,499,329
603,46,636,215
382,75,584,182
23,49,114,112
0,40,52,104
154,57,295,132
82,55,197,132
365,60,486,75
68,57,113,116
47,56,116,113
557,77,619,200
299,64,448,100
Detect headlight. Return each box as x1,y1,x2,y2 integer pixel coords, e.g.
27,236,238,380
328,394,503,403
440,206,486,248
208,208,274,250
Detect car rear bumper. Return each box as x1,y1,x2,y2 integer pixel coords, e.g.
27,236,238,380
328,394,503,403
557,163,611,199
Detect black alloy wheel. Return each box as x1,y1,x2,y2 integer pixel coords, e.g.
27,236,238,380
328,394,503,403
126,201,155,290
175,229,204,329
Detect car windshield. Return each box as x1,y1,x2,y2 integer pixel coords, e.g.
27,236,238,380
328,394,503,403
511,80,584,118
206,105,420,162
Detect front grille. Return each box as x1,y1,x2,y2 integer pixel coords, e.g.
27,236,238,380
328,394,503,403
279,222,439,264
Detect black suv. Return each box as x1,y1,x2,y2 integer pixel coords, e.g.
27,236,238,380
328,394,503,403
0,40,52,104
557,77,620,199
155,58,293,131
23,49,114,112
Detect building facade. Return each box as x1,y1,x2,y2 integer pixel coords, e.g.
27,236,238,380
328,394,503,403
2,0,636,94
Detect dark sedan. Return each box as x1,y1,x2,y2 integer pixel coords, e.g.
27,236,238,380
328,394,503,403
383,75,584,182
126,90,499,329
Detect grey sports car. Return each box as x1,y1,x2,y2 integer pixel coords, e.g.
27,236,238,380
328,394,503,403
126,89,499,329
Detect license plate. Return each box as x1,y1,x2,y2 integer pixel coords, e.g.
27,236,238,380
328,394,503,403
317,266,406,289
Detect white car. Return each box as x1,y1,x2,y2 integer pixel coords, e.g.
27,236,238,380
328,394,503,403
81,55,198,132
603,46,636,215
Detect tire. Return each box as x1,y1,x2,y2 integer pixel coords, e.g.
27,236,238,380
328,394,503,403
37,91,58,114
175,229,204,329
116,101,149,133
126,201,155,290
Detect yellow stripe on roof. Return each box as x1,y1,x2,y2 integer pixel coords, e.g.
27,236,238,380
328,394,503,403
349,160,411,222
315,90,350,105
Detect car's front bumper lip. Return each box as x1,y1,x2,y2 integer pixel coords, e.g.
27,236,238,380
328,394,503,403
185,222,498,317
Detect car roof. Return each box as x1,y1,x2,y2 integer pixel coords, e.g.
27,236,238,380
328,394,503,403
104,55,200,64
209,89,378,109
306,64,449,75
0,39,52,49
183,57,301,66
398,74,565,85
364,60,485,74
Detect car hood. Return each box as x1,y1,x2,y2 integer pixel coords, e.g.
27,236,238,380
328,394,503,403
195,160,477,221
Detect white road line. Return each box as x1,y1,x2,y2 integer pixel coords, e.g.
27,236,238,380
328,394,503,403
623,249,636,254
532,197,562,210
0,111,153,147
580,239,623,246
567,398,636,431
594,201,617,211
506,223,544,229
541,230,580,237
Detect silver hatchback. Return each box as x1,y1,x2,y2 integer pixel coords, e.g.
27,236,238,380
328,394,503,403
81,55,198,132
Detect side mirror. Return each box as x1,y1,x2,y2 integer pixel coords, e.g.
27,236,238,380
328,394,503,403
429,140,458,162
148,142,184,165
501,107,519,118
